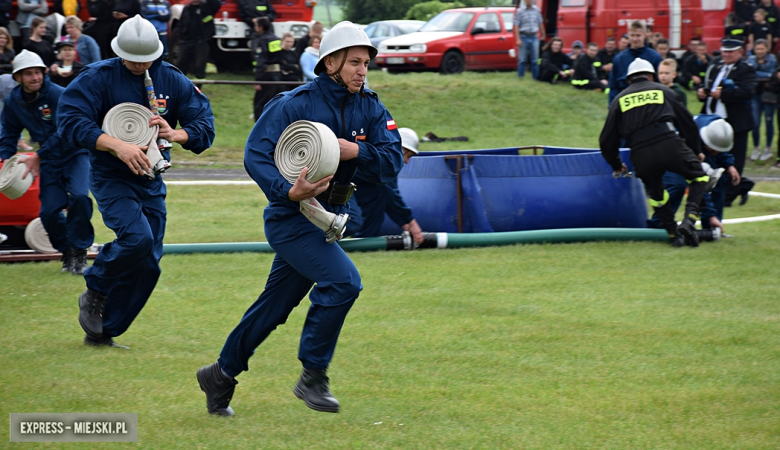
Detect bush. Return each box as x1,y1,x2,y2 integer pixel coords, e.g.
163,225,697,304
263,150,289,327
404,1,465,21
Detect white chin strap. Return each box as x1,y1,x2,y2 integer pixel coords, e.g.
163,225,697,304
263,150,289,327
275,120,348,243
102,102,170,179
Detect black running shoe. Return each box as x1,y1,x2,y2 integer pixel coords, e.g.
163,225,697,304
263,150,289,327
78,289,106,340
61,248,75,273
84,334,129,348
678,219,699,247
293,368,340,413
71,249,88,276
196,362,237,416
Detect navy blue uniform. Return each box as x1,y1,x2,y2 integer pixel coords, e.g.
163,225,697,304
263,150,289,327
218,72,403,376
348,178,413,238
0,77,93,253
57,58,215,338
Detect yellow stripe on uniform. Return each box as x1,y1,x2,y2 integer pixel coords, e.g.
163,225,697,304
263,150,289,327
648,190,670,208
619,90,664,112
687,175,709,183
256,5,267,10
202,15,213,23
268,40,282,52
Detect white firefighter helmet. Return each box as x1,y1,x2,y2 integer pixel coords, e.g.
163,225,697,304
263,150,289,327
700,118,734,152
314,21,377,76
398,127,419,154
12,50,46,76
111,15,164,63
626,58,655,78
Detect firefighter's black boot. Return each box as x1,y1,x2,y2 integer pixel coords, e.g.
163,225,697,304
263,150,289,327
653,203,683,247
196,362,237,416
78,289,106,340
294,368,340,413
678,201,701,247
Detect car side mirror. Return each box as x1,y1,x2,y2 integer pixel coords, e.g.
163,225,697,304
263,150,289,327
471,27,485,35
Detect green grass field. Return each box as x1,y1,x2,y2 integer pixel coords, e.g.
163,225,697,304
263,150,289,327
3,70,780,448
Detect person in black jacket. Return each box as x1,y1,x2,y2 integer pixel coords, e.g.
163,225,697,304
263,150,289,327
294,21,323,57
682,42,712,90
0,0,11,28
49,39,84,87
172,0,220,79
594,37,617,81
600,58,708,247
112,0,140,27
736,0,756,27
83,0,118,59
0,27,14,74
697,38,757,206
251,16,281,121
279,32,301,87
238,0,275,29
769,64,780,168
538,37,573,84
572,42,607,91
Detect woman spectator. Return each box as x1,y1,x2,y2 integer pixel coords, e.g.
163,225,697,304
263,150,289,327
24,17,55,66
15,0,47,47
538,37,573,84
299,33,320,82
64,15,101,65
747,39,776,162
0,27,14,75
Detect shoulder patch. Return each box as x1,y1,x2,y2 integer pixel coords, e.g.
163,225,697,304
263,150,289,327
619,89,664,113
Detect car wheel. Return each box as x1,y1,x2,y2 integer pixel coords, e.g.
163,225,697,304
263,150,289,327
440,51,465,75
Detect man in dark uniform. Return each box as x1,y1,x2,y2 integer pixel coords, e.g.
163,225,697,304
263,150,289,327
172,0,220,79
572,42,608,91
600,58,709,247
237,0,275,29
697,38,757,206
251,16,281,121
594,37,617,82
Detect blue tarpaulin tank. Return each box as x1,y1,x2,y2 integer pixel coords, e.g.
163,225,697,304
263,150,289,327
378,147,648,235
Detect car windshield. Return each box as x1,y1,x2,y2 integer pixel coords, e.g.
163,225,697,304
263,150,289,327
397,22,423,34
419,12,475,32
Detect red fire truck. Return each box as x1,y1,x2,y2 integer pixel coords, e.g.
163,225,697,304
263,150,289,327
535,0,777,51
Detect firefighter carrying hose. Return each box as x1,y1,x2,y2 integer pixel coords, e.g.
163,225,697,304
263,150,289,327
599,58,709,247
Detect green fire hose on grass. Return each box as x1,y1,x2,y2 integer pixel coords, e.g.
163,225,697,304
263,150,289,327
162,228,670,255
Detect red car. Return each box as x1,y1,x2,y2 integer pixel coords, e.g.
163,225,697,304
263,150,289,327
374,7,518,74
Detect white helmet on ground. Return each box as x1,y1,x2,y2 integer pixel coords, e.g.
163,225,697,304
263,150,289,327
700,118,734,152
398,128,419,154
12,50,46,76
626,58,655,78
111,15,164,63
314,21,377,75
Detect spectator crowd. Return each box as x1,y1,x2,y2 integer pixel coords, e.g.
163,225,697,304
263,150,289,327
513,0,780,171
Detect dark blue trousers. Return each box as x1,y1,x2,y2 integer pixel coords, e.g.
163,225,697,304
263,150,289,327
84,172,166,338
38,154,94,252
219,213,362,377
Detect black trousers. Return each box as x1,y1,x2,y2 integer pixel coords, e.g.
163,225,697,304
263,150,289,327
725,130,753,205
253,72,281,121
175,39,209,79
631,137,707,235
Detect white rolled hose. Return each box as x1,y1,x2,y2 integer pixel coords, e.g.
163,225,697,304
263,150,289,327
274,120,346,243
101,102,167,178
24,217,57,253
0,154,34,200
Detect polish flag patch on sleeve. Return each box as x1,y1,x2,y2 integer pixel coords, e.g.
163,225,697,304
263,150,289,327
386,119,397,130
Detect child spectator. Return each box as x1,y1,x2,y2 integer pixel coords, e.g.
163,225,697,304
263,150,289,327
538,37,573,84
658,58,686,106
49,38,84,87
142,0,171,58
748,8,772,53
759,0,780,49
24,17,55,66
15,0,48,47
572,42,607,91
725,12,746,41
679,37,700,66
654,38,674,62
682,42,711,90
746,39,776,162
299,33,320,82
567,40,583,61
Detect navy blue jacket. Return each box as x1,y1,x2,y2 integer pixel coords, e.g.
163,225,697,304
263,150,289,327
57,58,215,179
0,77,85,162
245,72,404,221
608,46,662,105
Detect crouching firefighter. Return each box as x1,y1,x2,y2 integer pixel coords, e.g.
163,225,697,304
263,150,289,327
196,21,404,416
599,57,709,247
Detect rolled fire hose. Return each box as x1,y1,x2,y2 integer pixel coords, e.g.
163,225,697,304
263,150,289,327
0,154,34,200
101,102,167,179
24,217,57,253
274,120,347,243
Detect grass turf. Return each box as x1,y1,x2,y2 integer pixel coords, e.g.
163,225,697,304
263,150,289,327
2,183,780,448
